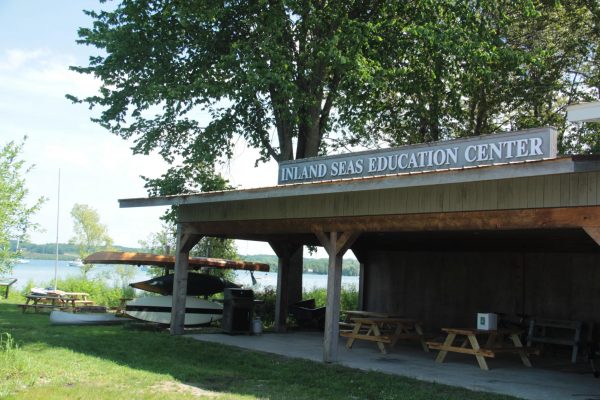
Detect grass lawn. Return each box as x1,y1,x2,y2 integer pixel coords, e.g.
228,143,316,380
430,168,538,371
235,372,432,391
0,300,518,400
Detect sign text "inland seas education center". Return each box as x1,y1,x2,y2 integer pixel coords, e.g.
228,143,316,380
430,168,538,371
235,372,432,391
278,128,557,184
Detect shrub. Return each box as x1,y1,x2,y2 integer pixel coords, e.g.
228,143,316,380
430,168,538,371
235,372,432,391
304,285,358,311
254,286,277,327
253,285,359,328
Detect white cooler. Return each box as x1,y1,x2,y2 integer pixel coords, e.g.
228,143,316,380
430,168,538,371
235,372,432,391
477,313,497,330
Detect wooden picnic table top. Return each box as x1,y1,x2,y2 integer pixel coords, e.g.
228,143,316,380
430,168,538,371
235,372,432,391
351,317,420,325
441,327,522,336
343,310,403,319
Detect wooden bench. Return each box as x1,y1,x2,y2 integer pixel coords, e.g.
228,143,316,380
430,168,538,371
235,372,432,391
73,300,95,306
341,317,428,354
527,318,583,363
17,303,63,313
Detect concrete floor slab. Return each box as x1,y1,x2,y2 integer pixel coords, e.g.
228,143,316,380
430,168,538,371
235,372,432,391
188,331,600,400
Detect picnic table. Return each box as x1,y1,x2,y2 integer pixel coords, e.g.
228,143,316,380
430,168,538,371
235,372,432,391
427,327,534,370
342,310,403,320
340,315,428,354
19,291,93,313
0,278,17,299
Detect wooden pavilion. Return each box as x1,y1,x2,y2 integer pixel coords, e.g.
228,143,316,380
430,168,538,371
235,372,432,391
120,127,600,363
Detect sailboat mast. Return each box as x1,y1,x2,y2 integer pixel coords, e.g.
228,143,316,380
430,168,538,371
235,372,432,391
53,169,61,290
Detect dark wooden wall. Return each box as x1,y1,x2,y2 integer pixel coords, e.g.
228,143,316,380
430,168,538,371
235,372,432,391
361,250,600,333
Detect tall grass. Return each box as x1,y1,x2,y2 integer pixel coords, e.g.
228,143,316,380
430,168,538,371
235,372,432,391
0,332,35,397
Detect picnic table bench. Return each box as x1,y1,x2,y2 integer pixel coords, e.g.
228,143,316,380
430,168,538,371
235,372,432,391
527,318,584,363
18,292,93,313
340,316,428,354
427,327,535,370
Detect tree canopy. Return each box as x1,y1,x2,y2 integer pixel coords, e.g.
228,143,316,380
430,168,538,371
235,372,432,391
70,0,600,194
0,139,45,274
338,1,600,153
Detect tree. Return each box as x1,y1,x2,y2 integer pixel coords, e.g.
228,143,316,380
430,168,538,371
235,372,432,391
140,222,238,280
69,203,113,277
0,138,45,274
338,1,600,152
68,0,385,191
69,0,600,198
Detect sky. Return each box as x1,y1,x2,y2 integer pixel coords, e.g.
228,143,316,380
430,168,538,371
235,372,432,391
0,1,283,255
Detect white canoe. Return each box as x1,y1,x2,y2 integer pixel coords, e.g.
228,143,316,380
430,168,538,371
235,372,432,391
125,296,223,326
50,310,125,325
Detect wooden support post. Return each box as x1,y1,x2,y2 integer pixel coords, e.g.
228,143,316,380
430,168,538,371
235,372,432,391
314,230,360,363
288,247,304,306
358,261,366,310
583,227,600,246
170,225,202,335
269,241,302,333
353,248,368,312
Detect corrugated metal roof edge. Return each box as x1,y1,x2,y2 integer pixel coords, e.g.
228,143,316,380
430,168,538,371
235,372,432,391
119,156,600,208
119,155,596,208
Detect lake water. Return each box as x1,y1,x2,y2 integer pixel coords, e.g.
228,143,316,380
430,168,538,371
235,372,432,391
3,259,359,291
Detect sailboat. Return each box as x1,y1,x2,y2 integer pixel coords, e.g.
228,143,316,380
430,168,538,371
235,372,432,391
68,259,84,267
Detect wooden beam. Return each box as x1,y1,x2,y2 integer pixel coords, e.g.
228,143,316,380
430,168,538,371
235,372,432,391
583,227,600,246
336,231,360,255
313,230,332,255
188,207,600,236
314,231,360,363
170,226,202,335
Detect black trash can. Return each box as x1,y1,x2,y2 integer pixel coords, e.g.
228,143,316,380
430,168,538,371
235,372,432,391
222,288,254,334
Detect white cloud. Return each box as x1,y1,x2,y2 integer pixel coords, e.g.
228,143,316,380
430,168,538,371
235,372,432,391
0,48,47,70
0,48,100,101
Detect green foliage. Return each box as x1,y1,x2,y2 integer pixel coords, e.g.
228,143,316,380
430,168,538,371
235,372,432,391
70,0,600,201
254,285,359,328
69,203,114,277
68,0,386,200
338,1,600,152
304,285,359,312
0,332,35,397
0,139,45,274
139,222,238,281
253,286,277,328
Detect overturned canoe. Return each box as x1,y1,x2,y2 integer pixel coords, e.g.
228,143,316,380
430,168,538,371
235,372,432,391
130,273,239,296
125,295,223,326
84,251,270,272
50,310,126,325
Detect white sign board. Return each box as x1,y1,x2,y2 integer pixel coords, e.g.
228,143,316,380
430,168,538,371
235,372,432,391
278,127,557,184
